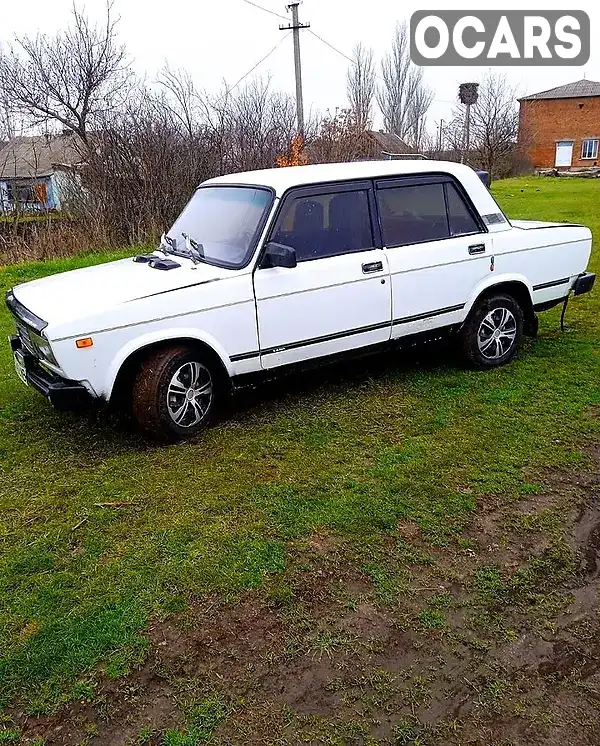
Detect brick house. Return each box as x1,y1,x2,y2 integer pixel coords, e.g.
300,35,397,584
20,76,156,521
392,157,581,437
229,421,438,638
518,79,600,170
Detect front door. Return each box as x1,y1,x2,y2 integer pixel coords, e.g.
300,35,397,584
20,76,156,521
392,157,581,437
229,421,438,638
555,141,573,167
253,182,392,370
375,175,492,337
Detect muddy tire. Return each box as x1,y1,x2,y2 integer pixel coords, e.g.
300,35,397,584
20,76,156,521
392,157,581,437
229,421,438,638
132,345,221,441
461,293,524,369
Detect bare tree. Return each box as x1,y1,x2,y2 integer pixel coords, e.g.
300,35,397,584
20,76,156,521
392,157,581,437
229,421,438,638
409,84,432,152
346,43,375,131
444,73,520,177
158,65,202,139
377,22,433,149
71,76,298,245
0,95,14,141
78,84,218,243
308,109,373,164
470,73,520,177
0,3,131,145
204,78,297,175
0,46,15,141
439,114,464,161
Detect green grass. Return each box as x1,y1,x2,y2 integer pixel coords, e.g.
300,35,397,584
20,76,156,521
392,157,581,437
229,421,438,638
0,177,599,716
0,729,20,743
418,609,446,630
163,696,228,745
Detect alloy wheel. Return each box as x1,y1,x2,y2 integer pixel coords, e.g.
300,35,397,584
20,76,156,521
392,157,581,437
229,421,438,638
166,361,213,428
477,307,517,360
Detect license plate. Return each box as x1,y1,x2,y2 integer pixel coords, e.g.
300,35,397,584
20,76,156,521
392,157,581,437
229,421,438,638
14,349,28,386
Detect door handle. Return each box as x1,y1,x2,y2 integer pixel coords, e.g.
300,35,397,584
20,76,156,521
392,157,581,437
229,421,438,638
362,261,384,274
468,243,486,255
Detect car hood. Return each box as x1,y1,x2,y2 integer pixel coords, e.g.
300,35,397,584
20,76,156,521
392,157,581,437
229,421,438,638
11,254,234,328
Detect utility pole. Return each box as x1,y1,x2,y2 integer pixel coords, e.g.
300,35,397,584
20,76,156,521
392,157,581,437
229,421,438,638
458,83,479,164
437,119,445,153
280,2,310,136
462,108,470,164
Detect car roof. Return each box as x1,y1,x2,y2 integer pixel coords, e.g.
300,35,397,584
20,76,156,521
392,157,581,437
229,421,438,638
204,159,478,197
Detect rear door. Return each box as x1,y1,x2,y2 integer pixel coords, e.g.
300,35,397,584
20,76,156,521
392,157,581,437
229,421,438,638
375,175,491,338
253,181,392,370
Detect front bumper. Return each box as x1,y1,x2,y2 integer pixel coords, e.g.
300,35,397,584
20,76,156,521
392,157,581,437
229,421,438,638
10,335,93,411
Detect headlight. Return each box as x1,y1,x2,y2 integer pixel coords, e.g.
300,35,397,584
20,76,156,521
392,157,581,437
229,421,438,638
30,331,58,366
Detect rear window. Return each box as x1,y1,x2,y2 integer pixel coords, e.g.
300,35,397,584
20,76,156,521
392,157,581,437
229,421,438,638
377,180,482,247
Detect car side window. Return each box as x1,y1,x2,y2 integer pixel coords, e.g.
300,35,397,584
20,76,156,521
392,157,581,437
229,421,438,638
377,183,450,247
271,189,374,262
445,182,480,236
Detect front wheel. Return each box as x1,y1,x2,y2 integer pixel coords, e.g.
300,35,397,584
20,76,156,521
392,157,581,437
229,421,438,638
461,294,524,369
132,345,221,441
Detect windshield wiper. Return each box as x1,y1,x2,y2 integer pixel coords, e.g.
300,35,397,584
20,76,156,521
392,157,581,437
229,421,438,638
181,233,207,264
159,232,206,265
158,233,177,256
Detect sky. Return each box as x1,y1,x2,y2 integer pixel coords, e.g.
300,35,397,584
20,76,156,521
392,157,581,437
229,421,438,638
1,0,599,136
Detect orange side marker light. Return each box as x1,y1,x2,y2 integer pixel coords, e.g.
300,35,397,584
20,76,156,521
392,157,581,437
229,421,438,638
76,337,94,349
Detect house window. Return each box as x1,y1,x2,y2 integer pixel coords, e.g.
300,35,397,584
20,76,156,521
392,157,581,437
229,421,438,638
581,139,599,160
6,181,45,205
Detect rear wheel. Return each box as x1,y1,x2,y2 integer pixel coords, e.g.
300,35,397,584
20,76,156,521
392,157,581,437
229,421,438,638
461,293,524,369
132,345,222,440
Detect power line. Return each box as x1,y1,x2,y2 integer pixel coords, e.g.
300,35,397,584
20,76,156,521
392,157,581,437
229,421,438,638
217,33,291,101
242,0,288,21
237,12,458,116
233,3,459,121
308,28,389,92
308,29,355,65
308,29,459,107
309,28,387,89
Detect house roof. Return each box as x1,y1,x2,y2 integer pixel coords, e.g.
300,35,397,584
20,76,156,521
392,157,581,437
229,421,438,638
368,131,415,155
0,133,83,179
519,79,600,101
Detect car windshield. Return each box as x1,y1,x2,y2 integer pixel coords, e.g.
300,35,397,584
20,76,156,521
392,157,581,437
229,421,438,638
167,186,273,269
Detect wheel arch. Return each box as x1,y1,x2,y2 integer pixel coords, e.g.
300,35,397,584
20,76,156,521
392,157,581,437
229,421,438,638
464,276,537,336
106,330,233,405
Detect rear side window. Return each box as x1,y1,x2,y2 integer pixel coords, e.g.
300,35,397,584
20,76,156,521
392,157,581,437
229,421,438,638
377,179,483,247
378,183,449,247
445,182,479,236
271,189,374,262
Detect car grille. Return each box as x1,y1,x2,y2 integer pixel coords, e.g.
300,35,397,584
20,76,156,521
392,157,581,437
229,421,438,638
6,292,47,359
13,318,38,356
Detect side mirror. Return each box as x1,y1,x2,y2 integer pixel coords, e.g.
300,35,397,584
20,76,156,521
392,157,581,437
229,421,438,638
261,242,297,269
